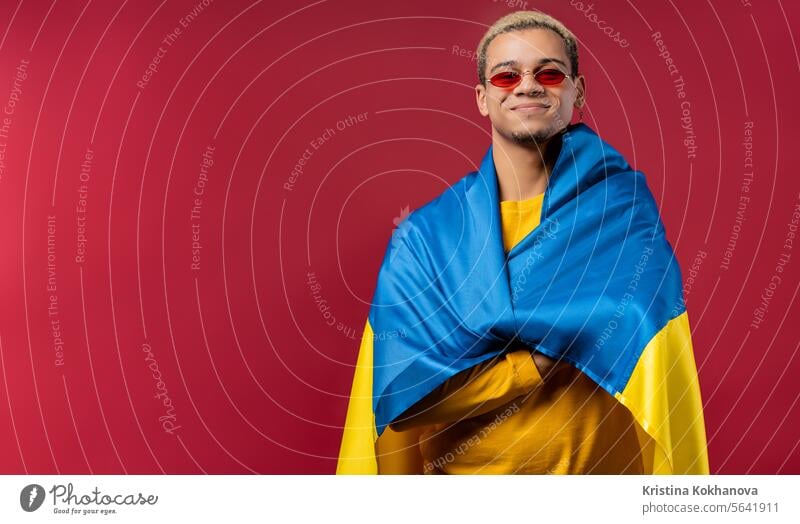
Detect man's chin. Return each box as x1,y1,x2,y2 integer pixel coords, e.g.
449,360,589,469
510,127,554,145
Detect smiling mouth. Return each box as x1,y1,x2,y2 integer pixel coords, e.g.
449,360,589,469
511,104,549,113
511,102,550,112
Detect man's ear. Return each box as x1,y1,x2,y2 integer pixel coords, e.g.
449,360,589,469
475,83,489,117
575,74,586,107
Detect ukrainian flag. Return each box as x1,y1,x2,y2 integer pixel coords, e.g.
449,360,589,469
337,123,708,474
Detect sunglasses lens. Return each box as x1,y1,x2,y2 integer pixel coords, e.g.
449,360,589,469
489,72,520,88
534,69,566,85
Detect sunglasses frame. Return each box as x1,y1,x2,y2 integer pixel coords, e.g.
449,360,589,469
488,68,575,89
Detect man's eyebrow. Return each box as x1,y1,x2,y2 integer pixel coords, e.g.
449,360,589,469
489,57,569,73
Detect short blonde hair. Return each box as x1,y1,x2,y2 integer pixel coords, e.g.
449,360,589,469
476,11,579,85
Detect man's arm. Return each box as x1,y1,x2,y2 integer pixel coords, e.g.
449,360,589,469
389,348,556,432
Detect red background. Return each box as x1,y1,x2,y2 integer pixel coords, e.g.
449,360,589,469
0,0,798,474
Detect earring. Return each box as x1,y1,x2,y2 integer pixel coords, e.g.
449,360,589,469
576,101,584,122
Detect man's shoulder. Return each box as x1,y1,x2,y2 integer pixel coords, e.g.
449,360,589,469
404,170,477,228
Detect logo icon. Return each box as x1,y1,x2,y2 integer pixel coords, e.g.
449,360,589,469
20,484,45,512
389,205,415,263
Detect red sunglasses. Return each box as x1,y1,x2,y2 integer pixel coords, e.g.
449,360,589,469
489,69,573,89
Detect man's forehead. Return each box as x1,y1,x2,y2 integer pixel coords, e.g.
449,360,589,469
486,28,568,67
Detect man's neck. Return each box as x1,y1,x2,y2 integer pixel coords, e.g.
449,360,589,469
491,129,562,202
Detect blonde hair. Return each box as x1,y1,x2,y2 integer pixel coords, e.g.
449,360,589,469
476,11,579,85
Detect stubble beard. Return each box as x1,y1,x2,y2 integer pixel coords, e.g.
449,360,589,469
510,127,554,145
509,118,566,145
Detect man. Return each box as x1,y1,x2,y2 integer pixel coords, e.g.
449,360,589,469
337,11,708,474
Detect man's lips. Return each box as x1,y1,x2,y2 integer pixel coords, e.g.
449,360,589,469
510,103,550,111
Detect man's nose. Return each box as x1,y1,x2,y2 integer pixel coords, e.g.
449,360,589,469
514,71,544,95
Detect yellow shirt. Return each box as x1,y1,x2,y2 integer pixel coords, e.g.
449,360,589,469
389,193,645,474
